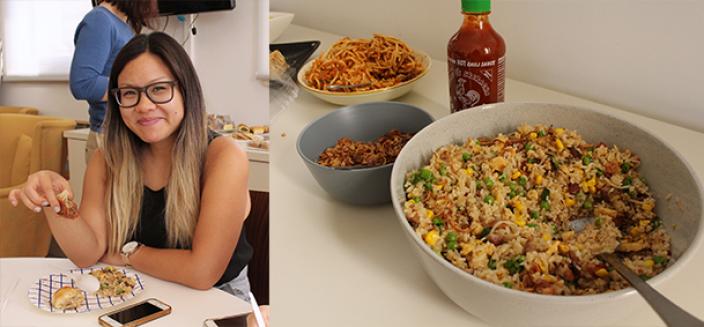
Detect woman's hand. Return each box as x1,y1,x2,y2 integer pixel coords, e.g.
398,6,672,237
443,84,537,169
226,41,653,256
246,305,270,327
8,170,72,215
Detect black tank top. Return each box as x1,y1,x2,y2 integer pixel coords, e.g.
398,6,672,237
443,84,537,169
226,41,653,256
130,130,253,286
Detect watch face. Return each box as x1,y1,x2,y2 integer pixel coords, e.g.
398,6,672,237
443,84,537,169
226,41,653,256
122,241,138,254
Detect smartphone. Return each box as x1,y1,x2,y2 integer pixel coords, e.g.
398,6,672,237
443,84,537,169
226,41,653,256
98,298,171,327
203,313,249,327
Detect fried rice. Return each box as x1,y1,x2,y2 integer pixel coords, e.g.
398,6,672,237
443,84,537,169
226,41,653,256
403,124,671,295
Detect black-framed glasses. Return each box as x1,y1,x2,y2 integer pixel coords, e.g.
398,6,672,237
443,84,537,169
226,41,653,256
111,81,178,108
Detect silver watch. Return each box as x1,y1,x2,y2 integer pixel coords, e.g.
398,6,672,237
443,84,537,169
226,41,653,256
120,241,141,266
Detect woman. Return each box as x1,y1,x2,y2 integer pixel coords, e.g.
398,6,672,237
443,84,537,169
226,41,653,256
70,0,157,163
10,32,254,300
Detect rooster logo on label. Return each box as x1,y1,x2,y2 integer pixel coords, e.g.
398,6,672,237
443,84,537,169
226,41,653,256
456,78,480,108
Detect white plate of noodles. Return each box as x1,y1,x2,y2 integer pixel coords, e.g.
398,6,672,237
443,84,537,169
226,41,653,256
297,34,431,106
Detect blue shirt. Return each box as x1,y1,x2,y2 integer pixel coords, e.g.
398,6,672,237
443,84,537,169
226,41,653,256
69,6,133,132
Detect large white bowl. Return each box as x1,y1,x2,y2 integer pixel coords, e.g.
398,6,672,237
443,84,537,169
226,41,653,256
269,12,294,42
296,52,431,106
390,102,704,327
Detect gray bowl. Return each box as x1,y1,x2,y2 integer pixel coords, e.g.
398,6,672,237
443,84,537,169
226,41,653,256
297,101,435,205
390,102,704,326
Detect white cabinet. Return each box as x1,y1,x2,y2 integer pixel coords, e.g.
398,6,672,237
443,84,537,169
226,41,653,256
63,128,269,204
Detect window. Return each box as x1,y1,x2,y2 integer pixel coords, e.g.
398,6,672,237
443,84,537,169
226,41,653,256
1,0,92,81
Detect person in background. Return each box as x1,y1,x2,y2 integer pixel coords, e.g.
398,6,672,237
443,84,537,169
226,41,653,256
11,32,256,304
70,0,157,163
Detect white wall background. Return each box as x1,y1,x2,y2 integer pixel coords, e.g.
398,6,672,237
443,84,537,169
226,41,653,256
0,0,268,125
271,0,704,132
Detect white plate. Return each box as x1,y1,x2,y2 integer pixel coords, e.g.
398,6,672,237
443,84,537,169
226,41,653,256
269,12,294,42
27,266,145,314
296,51,431,106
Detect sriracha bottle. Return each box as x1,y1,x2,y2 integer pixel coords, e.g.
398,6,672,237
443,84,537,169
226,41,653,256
448,0,506,113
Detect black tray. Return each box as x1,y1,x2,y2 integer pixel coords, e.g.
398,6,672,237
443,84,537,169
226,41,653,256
270,40,320,80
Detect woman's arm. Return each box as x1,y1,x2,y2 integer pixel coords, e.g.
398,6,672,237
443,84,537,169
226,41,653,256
125,137,251,289
46,150,109,267
69,10,114,102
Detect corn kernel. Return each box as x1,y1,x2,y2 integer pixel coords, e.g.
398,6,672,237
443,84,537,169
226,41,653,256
511,170,521,180
640,220,651,227
561,231,575,240
407,199,415,204
565,197,576,207
644,259,654,268
547,241,560,255
558,244,570,254
513,200,524,211
554,128,564,136
433,184,443,191
538,260,547,273
543,233,552,241
460,243,475,256
514,216,526,227
529,132,537,140
424,230,440,246
466,168,474,176
426,210,434,218
629,227,639,237
555,139,564,151
542,274,557,283
642,200,654,212
595,268,609,278
535,175,543,185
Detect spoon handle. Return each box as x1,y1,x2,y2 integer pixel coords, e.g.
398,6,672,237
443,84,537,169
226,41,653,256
599,253,704,327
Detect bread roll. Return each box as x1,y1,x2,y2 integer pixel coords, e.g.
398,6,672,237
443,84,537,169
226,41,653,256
52,286,85,310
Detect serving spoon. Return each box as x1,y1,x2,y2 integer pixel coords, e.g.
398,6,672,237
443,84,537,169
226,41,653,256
569,217,704,326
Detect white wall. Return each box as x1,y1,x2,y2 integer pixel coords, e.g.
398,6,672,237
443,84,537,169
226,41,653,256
191,0,269,125
271,0,704,132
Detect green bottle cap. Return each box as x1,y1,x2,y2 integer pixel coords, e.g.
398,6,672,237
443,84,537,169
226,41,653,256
462,0,491,13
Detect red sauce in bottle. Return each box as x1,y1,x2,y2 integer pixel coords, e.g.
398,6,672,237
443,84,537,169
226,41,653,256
448,0,506,113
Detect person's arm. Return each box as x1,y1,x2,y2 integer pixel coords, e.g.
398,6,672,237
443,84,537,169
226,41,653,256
122,137,251,289
69,11,113,102
8,150,109,267
46,150,109,267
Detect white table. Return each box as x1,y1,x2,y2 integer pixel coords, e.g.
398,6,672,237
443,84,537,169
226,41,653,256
0,258,251,327
270,25,704,326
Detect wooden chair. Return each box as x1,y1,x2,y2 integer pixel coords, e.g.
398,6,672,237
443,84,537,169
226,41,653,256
0,106,39,115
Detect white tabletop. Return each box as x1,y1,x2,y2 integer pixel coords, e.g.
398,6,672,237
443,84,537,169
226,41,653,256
0,258,251,327
270,25,704,326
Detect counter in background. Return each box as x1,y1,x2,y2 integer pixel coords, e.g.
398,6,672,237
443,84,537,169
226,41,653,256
270,25,704,327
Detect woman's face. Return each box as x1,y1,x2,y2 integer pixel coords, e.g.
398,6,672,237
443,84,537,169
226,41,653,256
117,52,184,145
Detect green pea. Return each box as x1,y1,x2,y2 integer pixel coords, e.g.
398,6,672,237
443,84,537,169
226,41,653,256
541,200,550,211
484,195,495,205
527,158,538,164
479,227,491,238
622,176,632,187
621,162,631,173
420,168,434,181
530,210,539,220
499,174,507,182
432,217,443,228
439,164,448,176
518,176,528,187
582,155,592,165
446,231,458,243
503,282,513,289
582,199,593,210
653,256,668,265
525,142,534,151
488,259,497,270
462,152,471,162
527,223,538,228
484,177,494,188
594,217,603,228
538,130,547,137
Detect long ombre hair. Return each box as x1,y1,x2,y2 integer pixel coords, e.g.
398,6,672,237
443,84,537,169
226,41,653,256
103,32,208,254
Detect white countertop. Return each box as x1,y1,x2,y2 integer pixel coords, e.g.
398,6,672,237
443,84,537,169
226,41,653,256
270,25,704,326
0,258,250,327
65,128,269,163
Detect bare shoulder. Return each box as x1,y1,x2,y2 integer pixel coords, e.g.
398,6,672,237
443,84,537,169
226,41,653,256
204,136,248,171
